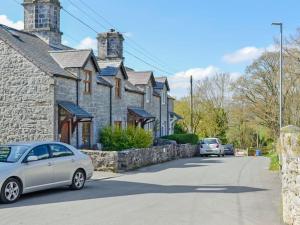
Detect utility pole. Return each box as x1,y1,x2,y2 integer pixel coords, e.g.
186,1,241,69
272,22,284,129
190,75,194,133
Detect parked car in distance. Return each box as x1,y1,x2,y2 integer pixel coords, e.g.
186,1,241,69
0,142,94,204
223,144,235,155
199,138,225,157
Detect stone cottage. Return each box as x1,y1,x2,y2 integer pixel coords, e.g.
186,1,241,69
0,0,181,148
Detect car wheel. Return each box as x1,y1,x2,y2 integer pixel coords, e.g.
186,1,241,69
218,154,221,157
0,178,21,204
70,169,86,190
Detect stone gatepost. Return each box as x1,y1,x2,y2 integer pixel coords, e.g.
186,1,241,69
280,125,300,225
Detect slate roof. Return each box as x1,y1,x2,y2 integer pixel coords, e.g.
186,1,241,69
153,90,161,97
128,107,155,119
126,70,156,86
155,76,170,91
98,60,128,79
96,74,113,87
0,24,72,78
170,112,183,120
125,80,145,94
168,94,176,100
49,49,100,72
57,101,93,119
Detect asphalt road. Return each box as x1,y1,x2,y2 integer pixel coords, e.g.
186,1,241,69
0,156,283,225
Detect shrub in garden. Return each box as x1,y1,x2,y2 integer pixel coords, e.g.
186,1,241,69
162,133,198,145
99,126,153,151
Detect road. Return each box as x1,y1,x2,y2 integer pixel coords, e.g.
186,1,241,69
0,157,283,225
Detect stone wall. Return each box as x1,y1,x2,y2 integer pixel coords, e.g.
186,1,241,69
0,39,55,144
280,125,300,225
83,144,197,172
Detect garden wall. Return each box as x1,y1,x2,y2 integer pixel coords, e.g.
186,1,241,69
82,144,197,172
280,125,300,225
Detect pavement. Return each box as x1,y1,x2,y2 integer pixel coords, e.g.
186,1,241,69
0,156,283,225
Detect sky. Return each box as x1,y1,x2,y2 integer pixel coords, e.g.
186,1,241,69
1,0,299,98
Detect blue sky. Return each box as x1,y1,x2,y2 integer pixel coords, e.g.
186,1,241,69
1,0,299,97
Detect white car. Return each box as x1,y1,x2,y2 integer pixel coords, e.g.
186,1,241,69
199,138,225,157
0,142,94,204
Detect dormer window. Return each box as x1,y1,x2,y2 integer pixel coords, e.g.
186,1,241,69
83,70,92,94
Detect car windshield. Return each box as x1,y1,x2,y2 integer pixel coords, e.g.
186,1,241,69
0,145,29,163
203,139,218,144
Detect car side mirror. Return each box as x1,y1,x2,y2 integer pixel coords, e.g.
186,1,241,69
27,156,38,162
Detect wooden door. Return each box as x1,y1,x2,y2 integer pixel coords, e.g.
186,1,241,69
60,121,70,144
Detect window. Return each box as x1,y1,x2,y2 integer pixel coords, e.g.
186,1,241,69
162,92,166,105
0,145,29,163
82,122,91,148
146,86,151,103
83,70,92,94
115,78,121,98
27,145,50,161
49,144,74,158
114,121,122,129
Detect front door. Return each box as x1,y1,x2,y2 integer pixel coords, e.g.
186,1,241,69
60,121,70,144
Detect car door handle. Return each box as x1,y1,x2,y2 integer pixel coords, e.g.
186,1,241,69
48,162,52,166
71,159,75,163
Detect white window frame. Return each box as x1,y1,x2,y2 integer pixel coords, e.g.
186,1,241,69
162,91,166,105
146,86,150,103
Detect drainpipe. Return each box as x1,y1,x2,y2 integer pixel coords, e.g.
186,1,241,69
76,69,80,148
159,95,162,137
167,97,169,135
109,86,112,126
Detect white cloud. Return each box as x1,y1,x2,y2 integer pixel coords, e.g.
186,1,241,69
123,32,133,38
168,66,241,98
0,15,24,30
222,45,276,64
76,37,97,52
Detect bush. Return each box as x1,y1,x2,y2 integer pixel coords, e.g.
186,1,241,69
162,133,198,145
174,123,187,134
99,126,153,151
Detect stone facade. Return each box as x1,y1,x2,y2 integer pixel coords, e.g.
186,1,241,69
83,144,197,172
0,39,55,144
280,125,300,225
54,59,111,148
155,85,168,136
0,0,179,149
103,71,128,128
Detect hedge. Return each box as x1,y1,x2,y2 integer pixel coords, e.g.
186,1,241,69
99,126,153,151
162,133,198,145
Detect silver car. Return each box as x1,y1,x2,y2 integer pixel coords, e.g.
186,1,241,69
199,138,225,157
0,142,94,204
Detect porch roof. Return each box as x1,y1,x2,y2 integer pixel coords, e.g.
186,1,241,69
128,107,155,119
170,112,183,120
57,101,93,119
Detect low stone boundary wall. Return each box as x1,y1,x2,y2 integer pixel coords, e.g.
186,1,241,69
82,144,197,172
280,125,300,225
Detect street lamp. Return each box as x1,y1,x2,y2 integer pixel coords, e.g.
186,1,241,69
272,22,283,129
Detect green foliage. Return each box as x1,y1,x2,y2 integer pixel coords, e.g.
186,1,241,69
266,151,280,171
162,133,198,145
174,123,187,134
100,126,153,151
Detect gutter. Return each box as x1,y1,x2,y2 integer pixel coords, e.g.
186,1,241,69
110,86,112,126
76,69,80,148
